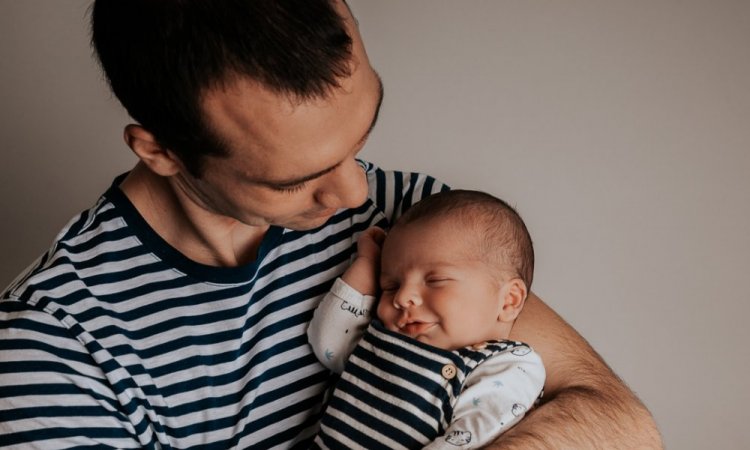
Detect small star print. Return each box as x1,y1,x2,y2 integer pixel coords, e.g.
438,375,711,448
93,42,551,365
325,349,334,360
472,397,481,407
494,381,504,388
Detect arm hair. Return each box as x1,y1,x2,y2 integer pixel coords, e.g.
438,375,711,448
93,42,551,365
484,293,663,449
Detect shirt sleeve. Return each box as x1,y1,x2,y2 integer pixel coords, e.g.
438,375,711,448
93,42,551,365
360,160,450,227
0,299,144,449
307,278,376,373
423,347,546,449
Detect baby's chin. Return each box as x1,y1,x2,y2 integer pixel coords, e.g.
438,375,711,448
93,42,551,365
404,330,454,350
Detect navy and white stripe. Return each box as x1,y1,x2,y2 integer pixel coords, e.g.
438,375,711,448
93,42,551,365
313,321,530,450
0,161,446,449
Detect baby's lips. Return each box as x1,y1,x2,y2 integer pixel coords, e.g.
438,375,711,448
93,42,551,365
400,321,435,336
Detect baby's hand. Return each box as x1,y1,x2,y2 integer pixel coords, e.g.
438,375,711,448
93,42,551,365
342,227,386,296
356,226,386,264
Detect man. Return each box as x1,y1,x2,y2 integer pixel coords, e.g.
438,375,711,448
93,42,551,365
0,0,661,448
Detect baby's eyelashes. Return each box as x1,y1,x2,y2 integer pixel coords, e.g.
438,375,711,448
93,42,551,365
424,276,453,287
379,285,398,294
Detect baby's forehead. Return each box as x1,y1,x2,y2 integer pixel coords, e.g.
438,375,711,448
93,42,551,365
396,213,511,261
393,213,484,244
389,219,487,258
396,209,476,230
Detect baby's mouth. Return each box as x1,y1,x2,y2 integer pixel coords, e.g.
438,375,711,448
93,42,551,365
398,320,435,336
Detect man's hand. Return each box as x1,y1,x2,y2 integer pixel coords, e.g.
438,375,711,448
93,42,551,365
487,292,663,449
341,227,386,296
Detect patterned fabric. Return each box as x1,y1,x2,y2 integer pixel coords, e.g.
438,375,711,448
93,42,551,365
0,161,446,449
314,321,542,450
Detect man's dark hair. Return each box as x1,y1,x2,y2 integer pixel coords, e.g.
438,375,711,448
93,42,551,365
396,190,535,289
91,0,353,175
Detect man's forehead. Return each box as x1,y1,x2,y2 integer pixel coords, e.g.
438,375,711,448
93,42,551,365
253,75,383,187
198,0,379,183
202,69,382,185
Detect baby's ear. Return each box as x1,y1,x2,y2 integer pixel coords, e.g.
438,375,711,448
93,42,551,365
497,278,528,323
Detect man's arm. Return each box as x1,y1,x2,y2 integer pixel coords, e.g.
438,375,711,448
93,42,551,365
0,302,143,448
490,292,663,449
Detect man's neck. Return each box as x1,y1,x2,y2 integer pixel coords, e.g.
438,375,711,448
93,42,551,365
119,163,269,267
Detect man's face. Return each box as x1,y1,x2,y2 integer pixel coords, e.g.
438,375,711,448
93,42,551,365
173,2,382,231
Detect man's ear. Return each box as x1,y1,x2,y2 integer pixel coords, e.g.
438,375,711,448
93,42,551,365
497,278,528,323
123,124,182,176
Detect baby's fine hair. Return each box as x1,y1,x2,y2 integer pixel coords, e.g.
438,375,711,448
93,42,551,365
395,189,534,289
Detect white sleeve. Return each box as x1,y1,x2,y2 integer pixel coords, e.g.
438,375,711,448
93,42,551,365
423,347,545,449
307,278,376,373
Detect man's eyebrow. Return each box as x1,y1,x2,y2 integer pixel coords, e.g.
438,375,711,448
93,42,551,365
259,74,384,188
264,164,342,189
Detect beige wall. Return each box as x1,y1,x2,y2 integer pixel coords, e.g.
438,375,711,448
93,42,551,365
2,1,749,448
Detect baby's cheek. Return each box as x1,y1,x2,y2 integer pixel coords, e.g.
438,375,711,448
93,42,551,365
375,298,395,327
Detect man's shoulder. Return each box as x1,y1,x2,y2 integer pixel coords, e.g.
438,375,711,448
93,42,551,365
2,194,124,302
360,160,449,226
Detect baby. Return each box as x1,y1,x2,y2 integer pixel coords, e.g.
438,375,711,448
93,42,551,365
308,189,545,449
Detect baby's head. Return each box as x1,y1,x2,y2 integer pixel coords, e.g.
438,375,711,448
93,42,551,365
376,190,534,350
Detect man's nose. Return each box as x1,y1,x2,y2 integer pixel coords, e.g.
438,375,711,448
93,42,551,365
314,158,368,210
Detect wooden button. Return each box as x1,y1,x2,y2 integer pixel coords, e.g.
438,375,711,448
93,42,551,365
472,342,488,350
441,364,457,379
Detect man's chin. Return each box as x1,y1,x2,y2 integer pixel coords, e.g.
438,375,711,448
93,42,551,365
282,209,338,230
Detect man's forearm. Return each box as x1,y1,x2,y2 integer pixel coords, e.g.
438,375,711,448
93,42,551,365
486,371,662,449
493,293,663,449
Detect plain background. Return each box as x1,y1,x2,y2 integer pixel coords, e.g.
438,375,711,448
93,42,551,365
1,1,748,448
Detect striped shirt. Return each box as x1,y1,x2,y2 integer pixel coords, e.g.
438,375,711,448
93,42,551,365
0,161,446,449
313,322,544,450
